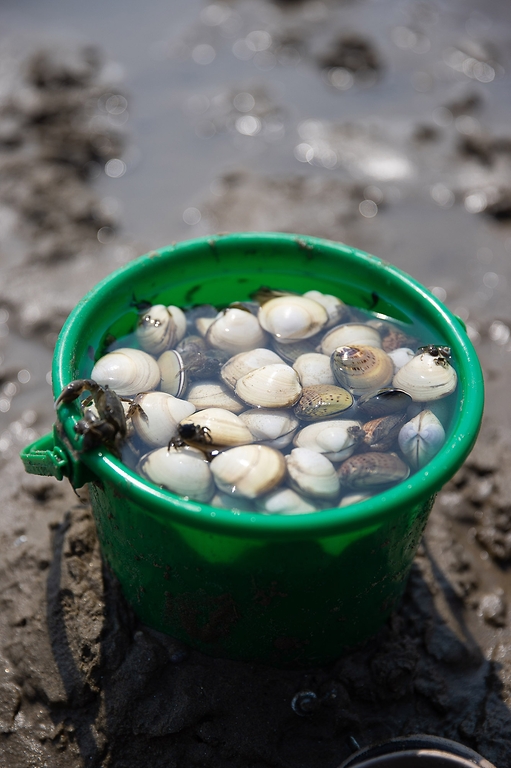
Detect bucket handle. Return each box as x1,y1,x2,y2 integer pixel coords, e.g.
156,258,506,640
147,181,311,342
20,425,95,487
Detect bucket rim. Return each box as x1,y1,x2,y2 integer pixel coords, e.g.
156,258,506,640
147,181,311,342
52,232,484,538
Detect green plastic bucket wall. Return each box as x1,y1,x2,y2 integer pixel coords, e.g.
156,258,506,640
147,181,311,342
21,233,484,666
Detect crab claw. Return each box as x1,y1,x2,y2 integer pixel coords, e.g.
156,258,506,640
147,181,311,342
55,378,99,407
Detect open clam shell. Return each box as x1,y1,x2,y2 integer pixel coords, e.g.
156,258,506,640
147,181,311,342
210,444,286,499
393,350,457,401
138,444,215,502
398,409,446,469
258,295,328,341
331,345,394,397
235,363,302,408
91,348,161,396
286,447,340,499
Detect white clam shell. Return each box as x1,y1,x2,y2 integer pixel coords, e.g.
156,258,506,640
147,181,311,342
210,444,286,499
256,488,318,515
392,351,457,401
398,409,446,469
303,290,346,328
158,350,187,397
293,353,335,387
138,445,214,502
131,392,196,448
179,407,253,447
387,347,415,373
339,493,372,507
286,447,340,499
195,316,215,337
238,408,299,449
220,348,284,390
258,295,328,341
167,305,187,344
293,419,361,462
91,348,161,396
321,323,382,356
185,380,245,413
135,304,177,354
206,308,267,354
235,363,302,408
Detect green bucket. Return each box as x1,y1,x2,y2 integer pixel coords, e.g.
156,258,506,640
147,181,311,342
21,233,484,666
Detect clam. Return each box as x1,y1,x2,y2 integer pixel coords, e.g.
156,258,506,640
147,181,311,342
293,384,353,421
272,337,320,363
235,363,302,408
91,348,161,396
339,493,372,507
321,323,382,356
220,348,284,390
138,444,215,502
210,444,286,499
167,305,187,343
392,349,457,401
349,412,407,452
287,448,340,499
256,488,319,515
258,295,328,341
238,408,299,449
135,304,177,354
388,347,415,372
131,392,196,448
292,353,335,387
357,388,412,418
185,304,218,335
331,345,394,397
338,452,410,489
185,380,245,413
303,290,347,328
178,407,253,448
206,308,267,354
398,409,446,469
293,419,361,462
158,350,187,397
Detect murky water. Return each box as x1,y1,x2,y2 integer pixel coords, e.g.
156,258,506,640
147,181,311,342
1,0,511,459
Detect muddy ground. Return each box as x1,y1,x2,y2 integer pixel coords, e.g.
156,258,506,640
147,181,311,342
2,3,511,766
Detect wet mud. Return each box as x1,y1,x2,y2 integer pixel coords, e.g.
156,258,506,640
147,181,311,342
1,2,511,766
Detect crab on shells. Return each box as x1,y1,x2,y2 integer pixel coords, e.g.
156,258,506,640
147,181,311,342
220,348,284,390
286,447,340,499
179,407,253,449
398,409,446,469
235,363,302,408
258,295,328,341
185,380,245,413
292,353,335,388
293,384,353,421
206,307,267,354
130,391,196,448
338,452,410,490
392,349,457,401
293,419,361,462
138,444,215,502
303,290,347,328
256,487,319,515
210,444,286,499
331,345,394,397
238,409,299,449
135,304,186,354
321,323,382,356
91,348,161,396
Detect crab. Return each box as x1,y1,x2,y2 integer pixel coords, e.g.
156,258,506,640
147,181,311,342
56,378,129,454
417,345,452,366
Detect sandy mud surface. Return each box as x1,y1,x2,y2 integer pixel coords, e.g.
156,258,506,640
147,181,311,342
1,1,511,764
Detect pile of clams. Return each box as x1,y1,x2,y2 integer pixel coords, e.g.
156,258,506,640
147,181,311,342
77,288,458,515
